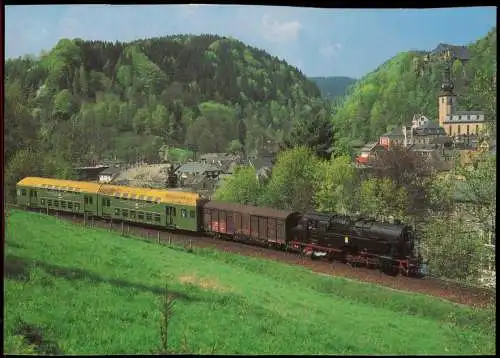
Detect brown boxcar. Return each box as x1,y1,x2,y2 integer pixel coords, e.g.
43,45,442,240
202,201,300,245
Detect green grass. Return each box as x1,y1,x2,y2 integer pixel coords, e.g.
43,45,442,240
4,210,496,355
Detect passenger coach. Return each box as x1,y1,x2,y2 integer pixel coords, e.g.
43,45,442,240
97,184,201,231
16,177,101,215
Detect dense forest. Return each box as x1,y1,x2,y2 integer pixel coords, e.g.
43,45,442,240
332,28,497,156
310,76,357,100
4,34,333,172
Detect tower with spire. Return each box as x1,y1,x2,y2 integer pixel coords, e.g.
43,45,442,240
437,63,457,128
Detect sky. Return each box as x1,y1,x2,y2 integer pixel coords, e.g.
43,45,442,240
4,5,497,78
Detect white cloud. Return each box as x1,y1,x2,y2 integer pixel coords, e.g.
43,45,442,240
319,42,342,58
260,14,302,43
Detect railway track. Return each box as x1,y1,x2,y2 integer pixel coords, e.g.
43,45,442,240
8,205,495,308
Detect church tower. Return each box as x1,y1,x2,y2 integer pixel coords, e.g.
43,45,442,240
437,64,457,127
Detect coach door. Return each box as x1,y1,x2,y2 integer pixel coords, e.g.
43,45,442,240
29,189,38,207
166,206,176,226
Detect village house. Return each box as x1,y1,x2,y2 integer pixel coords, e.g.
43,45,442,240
200,152,236,165
379,127,405,148
355,142,386,165
98,167,121,183
409,120,453,147
74,165,108,181
181,174,219,195
176,162,222,183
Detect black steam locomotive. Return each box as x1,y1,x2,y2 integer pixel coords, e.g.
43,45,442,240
288,212,422,276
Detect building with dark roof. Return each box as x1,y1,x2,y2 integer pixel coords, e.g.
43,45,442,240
437,62,488,138
379,127,405,148
98,167,121,183
431,43,470,62
176,162,221,181
411,120,453,146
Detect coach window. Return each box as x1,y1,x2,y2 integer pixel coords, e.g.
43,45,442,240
190,210,195,218
154,214,161,223
102,198,107,207
47,199,53,206
130,211,136,219
21,189,27,196
114,208,120,216
68,202,73,209
172,208,177,217
75,203,80,211
138,212,145,220
146,213,153,221
61,201,67,209
181,209,188,218
122,209,128,218
41,199,46,206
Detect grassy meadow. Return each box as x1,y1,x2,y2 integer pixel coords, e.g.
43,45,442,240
4,209,496,355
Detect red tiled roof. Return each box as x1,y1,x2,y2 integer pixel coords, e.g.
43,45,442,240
356,156,369,164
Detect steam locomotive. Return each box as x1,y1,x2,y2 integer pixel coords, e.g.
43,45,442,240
288,212,422,276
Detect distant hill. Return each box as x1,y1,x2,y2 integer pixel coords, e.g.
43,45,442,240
331,27,497,154
310,76,357,100
4,34,330,175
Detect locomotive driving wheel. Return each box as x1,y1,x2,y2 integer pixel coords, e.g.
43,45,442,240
379,258,400,276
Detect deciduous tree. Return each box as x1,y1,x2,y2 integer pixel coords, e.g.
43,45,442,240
359,177,409,221
313,155,357,214
421,214,487,283
261,146,319,212
213,166,262,205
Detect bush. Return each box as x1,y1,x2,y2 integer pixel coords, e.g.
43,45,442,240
421,215,487,283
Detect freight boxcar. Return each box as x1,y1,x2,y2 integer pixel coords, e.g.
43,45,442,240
202,201,300,247
16,177,101,216
98,184,201,232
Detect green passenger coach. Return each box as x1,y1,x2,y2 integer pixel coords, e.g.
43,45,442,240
16,177,101,216
97,184,201,232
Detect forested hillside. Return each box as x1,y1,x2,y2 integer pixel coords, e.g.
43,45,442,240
310,76,357,100
332,28,497,155
4,34,334,195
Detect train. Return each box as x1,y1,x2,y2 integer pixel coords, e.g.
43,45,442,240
15,176,423,277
